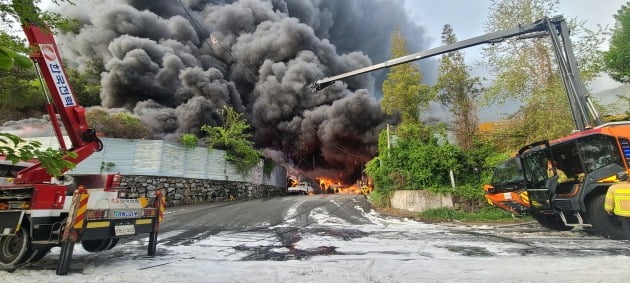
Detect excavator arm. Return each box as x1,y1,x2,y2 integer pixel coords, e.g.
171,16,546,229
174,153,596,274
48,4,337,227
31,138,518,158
312,16,602,131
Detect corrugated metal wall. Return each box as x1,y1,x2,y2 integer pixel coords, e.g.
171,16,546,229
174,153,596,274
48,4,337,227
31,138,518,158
25,137,286,187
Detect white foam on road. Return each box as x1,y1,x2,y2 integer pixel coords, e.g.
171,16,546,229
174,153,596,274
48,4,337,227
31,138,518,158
309,206,351,226
4,208,630,282
276,198,307,226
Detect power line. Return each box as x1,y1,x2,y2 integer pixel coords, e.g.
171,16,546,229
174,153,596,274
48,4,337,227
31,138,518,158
330,140,368,159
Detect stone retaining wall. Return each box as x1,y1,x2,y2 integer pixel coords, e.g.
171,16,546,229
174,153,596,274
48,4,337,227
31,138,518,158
119,175,286,207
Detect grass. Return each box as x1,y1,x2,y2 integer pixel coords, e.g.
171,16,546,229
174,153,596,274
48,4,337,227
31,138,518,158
420,206,531,222
368,190,392,208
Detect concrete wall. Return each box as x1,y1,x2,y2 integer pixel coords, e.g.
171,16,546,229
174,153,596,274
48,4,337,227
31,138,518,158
390,190,453,212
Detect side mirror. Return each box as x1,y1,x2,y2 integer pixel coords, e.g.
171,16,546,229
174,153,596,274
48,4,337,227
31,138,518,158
617,171,629,182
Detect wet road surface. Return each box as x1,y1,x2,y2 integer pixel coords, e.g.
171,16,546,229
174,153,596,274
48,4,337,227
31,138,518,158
9,195,630,281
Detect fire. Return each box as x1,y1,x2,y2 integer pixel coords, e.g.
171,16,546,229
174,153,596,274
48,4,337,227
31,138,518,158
316,177,343,194
287,176,299,187
317,177,336,192
316,176,373,195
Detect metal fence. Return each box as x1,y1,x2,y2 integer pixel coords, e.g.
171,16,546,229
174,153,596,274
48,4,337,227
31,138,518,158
25,137,286,187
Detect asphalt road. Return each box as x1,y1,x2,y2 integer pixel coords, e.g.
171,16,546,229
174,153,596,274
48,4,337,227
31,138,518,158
152,194,630,258
156,194,374,247
11,194,630,280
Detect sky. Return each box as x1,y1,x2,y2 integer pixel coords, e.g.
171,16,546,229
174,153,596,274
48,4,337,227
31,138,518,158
403,0,626,93
29,0,626,127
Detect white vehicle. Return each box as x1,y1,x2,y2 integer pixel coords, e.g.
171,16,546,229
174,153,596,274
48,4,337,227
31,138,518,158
288,182,314,195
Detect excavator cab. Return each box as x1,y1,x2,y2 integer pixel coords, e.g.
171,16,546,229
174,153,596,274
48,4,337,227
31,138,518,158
522,133,628,213
514,132,629,234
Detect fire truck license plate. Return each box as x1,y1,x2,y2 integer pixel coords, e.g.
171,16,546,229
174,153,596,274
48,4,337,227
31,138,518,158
114,225,135,236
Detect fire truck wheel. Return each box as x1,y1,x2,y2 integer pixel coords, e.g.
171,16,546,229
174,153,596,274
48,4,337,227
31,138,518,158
0,228,31,267
81,239,113,252
106,238,119,250
587,194,626,240
532,213,572,231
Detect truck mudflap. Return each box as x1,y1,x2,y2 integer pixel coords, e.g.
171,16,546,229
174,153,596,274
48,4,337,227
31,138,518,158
0,210,25,236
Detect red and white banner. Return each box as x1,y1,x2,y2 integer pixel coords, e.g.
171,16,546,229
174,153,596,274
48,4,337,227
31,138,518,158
39,44,76,107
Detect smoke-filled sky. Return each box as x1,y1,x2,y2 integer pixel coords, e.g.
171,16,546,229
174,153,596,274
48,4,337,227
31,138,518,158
7,0,621,182
28,0,437,182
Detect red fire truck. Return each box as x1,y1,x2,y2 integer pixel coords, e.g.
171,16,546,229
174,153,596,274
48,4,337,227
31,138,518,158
0,21,164,275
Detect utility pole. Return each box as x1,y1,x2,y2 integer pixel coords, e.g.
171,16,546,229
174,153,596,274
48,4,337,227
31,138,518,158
387,124,391,158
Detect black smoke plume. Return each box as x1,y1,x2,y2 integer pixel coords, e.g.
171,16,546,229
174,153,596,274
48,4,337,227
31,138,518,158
45,0,430,182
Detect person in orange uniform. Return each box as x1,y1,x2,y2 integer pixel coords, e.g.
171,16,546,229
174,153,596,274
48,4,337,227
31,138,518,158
604,172,630,240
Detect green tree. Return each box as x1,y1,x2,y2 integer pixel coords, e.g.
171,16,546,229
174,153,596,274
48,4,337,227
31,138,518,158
483,0,605,147
201,106,260,174
604,3,630,83
434,25,481,151
65,61,103,107
365,124,492,209
0,0,81,177
381,27,432,124
0,0,74,70
0,35,31,70
0,33,46,122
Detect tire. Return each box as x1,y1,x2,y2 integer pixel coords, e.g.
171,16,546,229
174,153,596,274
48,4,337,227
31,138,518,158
0,228,31,268
81,239,113,252
587,194,626,240
533,213,573,231
106,238,119,250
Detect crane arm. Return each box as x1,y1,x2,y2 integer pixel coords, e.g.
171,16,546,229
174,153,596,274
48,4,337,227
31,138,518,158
14,20,102,183
312,16,601,131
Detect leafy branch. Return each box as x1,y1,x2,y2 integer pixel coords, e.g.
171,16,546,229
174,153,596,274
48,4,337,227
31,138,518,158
202,106,260,174
0,132,77,177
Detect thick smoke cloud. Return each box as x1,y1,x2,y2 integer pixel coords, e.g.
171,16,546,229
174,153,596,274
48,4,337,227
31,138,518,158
41,0,431,182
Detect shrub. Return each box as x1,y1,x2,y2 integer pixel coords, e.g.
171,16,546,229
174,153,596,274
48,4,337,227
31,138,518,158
181,133,199,149
365,122,509,211
86,109,151,139
202,106,260,174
